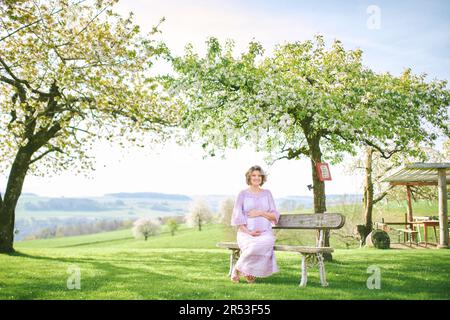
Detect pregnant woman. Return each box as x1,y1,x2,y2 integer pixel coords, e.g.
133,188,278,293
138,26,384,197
230,165,280,283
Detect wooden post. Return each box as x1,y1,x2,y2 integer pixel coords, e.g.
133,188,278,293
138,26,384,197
437,169,448,249
406,185,415,241
406,185,413,225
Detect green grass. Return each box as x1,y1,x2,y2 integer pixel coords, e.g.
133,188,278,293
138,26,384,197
1,223,449,300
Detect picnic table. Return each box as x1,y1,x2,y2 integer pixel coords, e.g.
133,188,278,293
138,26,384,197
375,221,418,246
377,216,449,247
381,163,449,249
408,219,440,247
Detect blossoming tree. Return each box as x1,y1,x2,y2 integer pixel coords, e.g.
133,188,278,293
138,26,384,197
166,35,449,258
132,217,161,241
0,0,180,253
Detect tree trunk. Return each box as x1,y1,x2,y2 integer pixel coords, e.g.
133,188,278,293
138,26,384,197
0,147,33,253
306,135,332,261
361,147,374,244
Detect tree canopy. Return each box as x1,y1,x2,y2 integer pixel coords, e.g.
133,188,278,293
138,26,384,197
167,35,449,165
166,35,449,256
0,0,179,176
0,0,179,252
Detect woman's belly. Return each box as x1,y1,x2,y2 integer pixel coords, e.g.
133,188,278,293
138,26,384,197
246,216,272,232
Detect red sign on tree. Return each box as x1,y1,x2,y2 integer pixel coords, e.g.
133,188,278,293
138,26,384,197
316,162,332,181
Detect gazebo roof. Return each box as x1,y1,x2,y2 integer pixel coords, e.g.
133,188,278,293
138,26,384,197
382,163,450,186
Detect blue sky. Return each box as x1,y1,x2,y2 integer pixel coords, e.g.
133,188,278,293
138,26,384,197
142,0,450,78
3,0,449,198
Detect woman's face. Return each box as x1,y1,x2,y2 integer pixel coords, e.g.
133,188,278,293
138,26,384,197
250,170,262,187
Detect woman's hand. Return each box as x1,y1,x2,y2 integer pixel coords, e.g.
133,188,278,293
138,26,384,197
237,225,261,236
248,229,262,237
248,209,263,218
249,210,277,223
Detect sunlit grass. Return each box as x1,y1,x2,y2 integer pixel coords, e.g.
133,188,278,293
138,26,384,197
1,223,449,300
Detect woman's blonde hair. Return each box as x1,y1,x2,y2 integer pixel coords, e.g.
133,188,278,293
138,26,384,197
245,165,267,186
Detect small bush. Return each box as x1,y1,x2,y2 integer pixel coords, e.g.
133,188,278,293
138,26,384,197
132,217,161,241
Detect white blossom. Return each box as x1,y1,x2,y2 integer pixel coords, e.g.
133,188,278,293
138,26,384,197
279,113,293,128
132,217,161,240
186,199,214,230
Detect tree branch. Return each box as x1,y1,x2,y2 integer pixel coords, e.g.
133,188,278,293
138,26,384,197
373,185,395,204
0,56,29,86
55,2,111,49
0,74,27,102
374,165,394,180
362,138,404,159
29,146,63,165
328,128,405,160
306,76,315,86
0,57,55,100
272,146,310,163
36,95,93,119
410,186,435,201
0,16,42,43
28,122,62,153
0,0,87,42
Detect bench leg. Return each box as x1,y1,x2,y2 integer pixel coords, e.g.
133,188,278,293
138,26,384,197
317,253,329,287
228,249,240,277
299,254,308,287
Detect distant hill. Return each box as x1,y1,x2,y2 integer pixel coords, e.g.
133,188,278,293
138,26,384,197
13,191,362,240
21,193,39,196
25,198,126,211
105,192,192,201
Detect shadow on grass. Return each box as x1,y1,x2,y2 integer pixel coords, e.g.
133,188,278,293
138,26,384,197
2,248,449,299
54,236,135,248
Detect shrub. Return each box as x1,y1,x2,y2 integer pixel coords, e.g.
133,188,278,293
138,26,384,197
132,217,161,240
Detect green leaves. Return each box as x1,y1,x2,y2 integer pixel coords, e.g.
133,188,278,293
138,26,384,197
168,35,449,165
0,0,181,176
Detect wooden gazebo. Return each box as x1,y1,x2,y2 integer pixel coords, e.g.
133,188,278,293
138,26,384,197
382,163,449,248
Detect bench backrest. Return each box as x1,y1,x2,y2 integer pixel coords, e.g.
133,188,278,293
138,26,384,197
273,213,345,230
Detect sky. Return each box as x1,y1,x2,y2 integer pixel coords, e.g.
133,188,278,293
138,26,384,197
2,0,450,198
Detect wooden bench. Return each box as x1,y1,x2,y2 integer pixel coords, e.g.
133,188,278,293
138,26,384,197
217,213,345,287
395,228,418,246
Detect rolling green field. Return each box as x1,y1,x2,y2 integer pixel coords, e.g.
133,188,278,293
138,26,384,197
1,222,449,300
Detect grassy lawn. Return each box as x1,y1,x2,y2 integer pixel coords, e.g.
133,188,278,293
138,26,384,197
1,224,449,300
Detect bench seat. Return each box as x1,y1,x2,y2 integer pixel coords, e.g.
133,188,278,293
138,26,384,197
396,229,418,233
217,241,334,254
